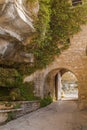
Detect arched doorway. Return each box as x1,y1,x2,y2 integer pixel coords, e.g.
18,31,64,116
44,68,78,101
55,71,78,101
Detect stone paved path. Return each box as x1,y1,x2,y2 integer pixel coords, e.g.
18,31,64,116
0,101,87,130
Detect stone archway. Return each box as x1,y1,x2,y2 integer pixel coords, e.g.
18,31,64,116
44,68,79,101
55,71,78,101
24,25,87,109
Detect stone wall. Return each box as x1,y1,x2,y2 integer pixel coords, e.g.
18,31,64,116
14,101,40,118
0,101,40,125
24,25,87,109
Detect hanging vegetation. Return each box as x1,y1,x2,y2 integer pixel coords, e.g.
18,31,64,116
0,0,87,100
19,0,87,73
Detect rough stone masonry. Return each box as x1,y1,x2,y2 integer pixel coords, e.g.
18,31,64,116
24,25,87,110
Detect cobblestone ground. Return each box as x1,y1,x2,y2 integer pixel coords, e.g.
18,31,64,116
0,101,87,130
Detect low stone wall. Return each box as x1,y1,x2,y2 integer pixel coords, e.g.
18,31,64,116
0,101,40,125
14,101,40,118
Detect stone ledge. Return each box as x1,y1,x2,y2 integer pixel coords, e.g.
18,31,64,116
0,108,22,113
0,101,40,125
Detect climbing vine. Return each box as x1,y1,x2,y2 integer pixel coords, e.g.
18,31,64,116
20,0,60,71
1,0,87,75
51,0,87,44
20,0,87,72
0,0,87,95
0,0,87,73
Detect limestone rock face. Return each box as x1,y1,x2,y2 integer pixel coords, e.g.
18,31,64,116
0,0,39,63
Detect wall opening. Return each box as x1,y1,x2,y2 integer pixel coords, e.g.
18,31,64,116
55,70,78,101
44,68,78,101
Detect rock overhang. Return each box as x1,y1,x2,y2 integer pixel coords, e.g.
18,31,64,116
0,0,39,63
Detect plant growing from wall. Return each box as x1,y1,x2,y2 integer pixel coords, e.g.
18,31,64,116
40,96,53,107
21,0,87,72
0,68,23,87
0,0,87,101
18,82,40,101
1,0,87,74
51,0,87,44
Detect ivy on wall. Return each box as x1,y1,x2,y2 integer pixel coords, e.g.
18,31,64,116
0,0,87,73
51,0,87,43
0,0,87,90
0,68,22,87
19,0,87,73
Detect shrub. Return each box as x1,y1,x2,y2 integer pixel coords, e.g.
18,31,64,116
40,96,53,107
9,88,21,101
19,82,40,101
7,112,16,122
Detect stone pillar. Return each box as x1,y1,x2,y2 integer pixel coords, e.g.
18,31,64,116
78,79,87,110
58,72,62,100
34,72,45,99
